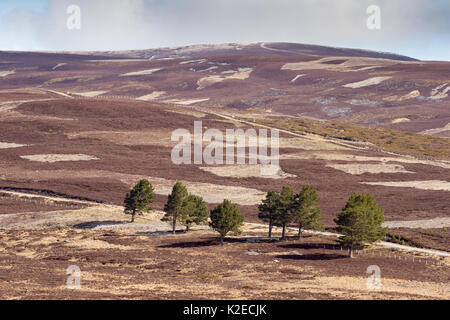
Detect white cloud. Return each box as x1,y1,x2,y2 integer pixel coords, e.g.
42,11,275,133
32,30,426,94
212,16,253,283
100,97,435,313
0,9,43,50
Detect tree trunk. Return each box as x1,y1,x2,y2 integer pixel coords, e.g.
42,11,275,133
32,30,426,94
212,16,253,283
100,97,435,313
297,225,302,240
172,216,176,234
131,210,136,223
186,225,190,232
268,218,272,239
349,246,353,258
220,236,224,246
281,224,286,240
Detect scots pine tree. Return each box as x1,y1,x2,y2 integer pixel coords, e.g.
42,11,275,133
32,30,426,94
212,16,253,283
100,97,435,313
292,185,323,240
124,179,155,223
209,199,244,246
258,191,280,239
334,192,387,258
162,182,189,234
181,194,209,232
274,186,295,240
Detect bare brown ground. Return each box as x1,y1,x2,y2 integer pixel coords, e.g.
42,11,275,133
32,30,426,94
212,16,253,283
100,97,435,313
0,193,84,215
0,228,448,300
0,188,446,300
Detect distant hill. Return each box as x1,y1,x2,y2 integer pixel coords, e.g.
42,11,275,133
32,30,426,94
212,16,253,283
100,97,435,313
48,42,418,62
1,42,448,138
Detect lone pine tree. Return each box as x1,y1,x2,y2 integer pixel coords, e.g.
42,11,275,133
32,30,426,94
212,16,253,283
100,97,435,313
334,192,387,258
291,185,323,240
162,182,189,234
209,199,244,246
258,190,280,239
123,179,155,223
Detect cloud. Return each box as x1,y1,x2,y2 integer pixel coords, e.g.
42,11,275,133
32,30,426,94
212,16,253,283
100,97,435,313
0,0,448,60
41,0,155,51
0,9,44,50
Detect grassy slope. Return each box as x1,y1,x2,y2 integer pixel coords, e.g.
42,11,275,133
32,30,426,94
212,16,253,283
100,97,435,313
248,117,450,160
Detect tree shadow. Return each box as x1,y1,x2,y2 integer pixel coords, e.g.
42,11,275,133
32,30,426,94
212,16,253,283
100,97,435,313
158,239,218,248
73,220,125,229
157,237,247,248
241,237,280,243
137,230,187,237
276,253,347,261
278,243,340,250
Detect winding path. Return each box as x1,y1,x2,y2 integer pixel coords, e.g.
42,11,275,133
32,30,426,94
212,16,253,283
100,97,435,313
246,222,450,258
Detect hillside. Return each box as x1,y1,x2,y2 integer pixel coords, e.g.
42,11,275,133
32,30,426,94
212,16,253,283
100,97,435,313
0,43,448,299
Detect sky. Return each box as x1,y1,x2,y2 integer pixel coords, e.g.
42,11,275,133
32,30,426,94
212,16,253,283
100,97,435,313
0,0,448,61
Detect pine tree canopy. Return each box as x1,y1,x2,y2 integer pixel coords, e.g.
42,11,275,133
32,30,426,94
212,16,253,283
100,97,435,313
292,185,323,231
273,186,295,226
258,190,280,222
124,179,155,217
182,194,209,227
334,192,387,249
162,181,188,221
209,199,244,238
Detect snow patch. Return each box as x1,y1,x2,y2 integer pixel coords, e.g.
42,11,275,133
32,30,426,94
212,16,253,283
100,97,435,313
346,99,384,107
197,66,218,73
163,98,210,105
72,91,107,97
291,74,305,83
362,180,450,191
221,70,237,74
384,217,450,229
343,76,392,89
392,118,411,124
327,163,413,175
52,63,67,70
197,68,253,90
429,83,450,100
199,164,296,179
137,91,166,101
398,90,420,101
0,142,27,149
21,154,100,163
0,70,15,77
120,68,162,77
179,59,207,65
281,57,396,73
